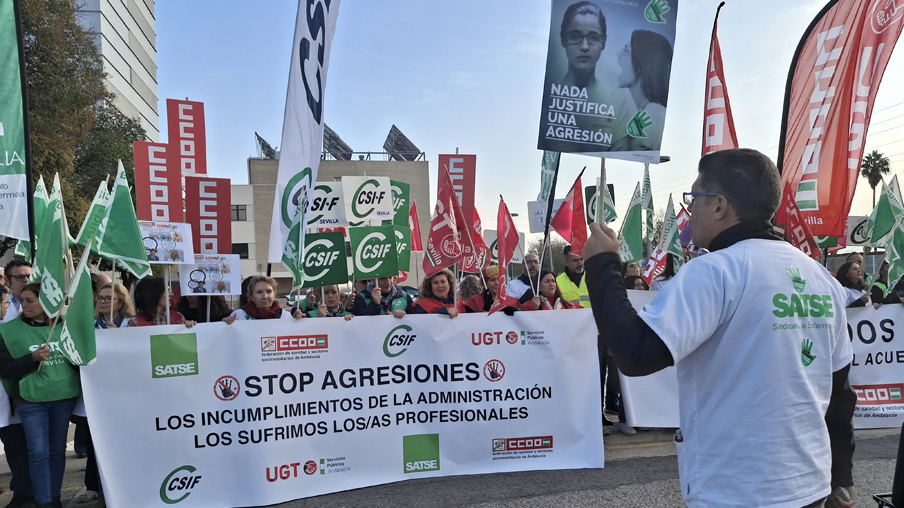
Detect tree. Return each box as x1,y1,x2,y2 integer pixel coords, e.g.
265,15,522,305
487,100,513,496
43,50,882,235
861,150,891,207
20,0,109,227
528,236,568,275
74,104,146,202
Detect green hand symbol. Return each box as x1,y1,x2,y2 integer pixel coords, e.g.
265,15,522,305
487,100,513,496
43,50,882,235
627,110,653,139
786,266,807,293
645,0,670,24
801,338,817,367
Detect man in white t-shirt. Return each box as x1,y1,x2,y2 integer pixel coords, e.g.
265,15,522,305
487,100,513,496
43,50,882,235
584,149,856,508
506,253,540,300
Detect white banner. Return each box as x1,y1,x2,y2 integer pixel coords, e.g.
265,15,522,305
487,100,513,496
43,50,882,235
527,199,565,234
178,254,242,295
620,293,904,430
268,0,342,263
484,229,526,264
139,221,195,265
83,311,603,507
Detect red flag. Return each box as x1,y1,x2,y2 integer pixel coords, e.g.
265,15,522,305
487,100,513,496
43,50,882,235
397,271,408,284
489,197,522,316
676,205,690,232
409,201,423,252
549,170,588,257
702,3,738,156
776,185,821,260
423,168,463,277
643,246,668,286
461,209,491,273
779,0,904,236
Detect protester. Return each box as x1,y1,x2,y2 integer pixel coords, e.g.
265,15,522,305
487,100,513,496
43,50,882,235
869,261,901,304
238,276,253,308
290,288,319,318
650,255,677,291
176,295,232,323
846,252,873,285
307,285,353,320
584,149,856,508
0,285,9,322
835,262,871,308
412,269,458,317
459,275,484,302
622,262,641,277
225,276,291,323
624,275,648,291
521,271,580,311
128,277,196,327
0,283,79,508
0,267,7,288
94,283,135,329
463,266,501,313
0,260,34,507
352,276,412,318
506,253,540,300
557,245,589,308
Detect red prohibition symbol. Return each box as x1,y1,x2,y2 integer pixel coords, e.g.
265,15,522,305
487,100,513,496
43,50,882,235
214,375,241,401
484,359,505,382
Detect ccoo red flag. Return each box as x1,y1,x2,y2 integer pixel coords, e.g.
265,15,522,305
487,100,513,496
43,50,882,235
423,168,463,277
409,201,423,252
549,170,588,257
701,3,738,156
489,197,522,316
776,185,821,260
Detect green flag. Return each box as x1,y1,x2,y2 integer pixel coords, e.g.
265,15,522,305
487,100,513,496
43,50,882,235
618,182,644,263
867,179,904,248
642,164,654,241
96,161,151,279
36,175,67,318
15,176,50,262
660,194,684,271
282,199,306,290
885,222,904,297
59,240,97,365
349,225,398,279
75,179,110,254
537,151,560,205
603,184,618,224
301,232,348,288
394,225,412,270
0,1,31,242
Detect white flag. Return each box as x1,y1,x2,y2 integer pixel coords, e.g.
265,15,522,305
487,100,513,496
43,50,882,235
268,0,342,264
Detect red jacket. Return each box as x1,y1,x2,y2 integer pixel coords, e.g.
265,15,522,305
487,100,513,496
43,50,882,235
519,297,581,311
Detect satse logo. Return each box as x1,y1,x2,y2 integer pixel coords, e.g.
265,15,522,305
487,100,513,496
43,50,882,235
159,465,201,504
403,434,440,473
150,333,199,379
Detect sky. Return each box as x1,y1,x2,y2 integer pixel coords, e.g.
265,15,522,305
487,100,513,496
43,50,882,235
155,0,904,242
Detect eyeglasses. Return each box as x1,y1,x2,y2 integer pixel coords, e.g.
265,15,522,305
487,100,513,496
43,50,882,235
563,31,604,46
682,192,721,207
9,275,29,282
95,296,116,303
525,260,540,265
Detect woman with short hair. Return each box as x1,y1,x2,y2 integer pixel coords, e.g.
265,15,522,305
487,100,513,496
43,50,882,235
224,276,291,323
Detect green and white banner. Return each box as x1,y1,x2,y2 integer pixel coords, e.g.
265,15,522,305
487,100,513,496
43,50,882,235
349,225,398,279
342,176,393,226
15,175,49,262
301,232,348,288
75,179,111,253
394,225,412,271
307,183,347,229
0,0,30,241
618,182,644,263
82,311,603,507
391,180,410,226
35,175,67,317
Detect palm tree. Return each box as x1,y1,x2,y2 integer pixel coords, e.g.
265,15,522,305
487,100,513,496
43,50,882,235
861,150,891,207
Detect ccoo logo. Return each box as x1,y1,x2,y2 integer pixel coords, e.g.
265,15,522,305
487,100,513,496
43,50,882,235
159,465,202,504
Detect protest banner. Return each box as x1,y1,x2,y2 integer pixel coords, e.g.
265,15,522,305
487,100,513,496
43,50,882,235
139,221,195,265
167,99,207,175
0,0,32,242
82,311,603,507
307,183,347,229
342,176,393,226
619,293,904,430
778,0,904,236
179,254,242,295
185,177,231,254
537,0,679,164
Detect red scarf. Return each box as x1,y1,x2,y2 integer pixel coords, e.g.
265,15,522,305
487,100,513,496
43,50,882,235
242,300,283,320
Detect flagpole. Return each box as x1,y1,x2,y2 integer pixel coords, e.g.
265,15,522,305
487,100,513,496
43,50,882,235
206,295,211,323
13,0,36,260
110,259,115,325
597,159,606,223
538,155,561,294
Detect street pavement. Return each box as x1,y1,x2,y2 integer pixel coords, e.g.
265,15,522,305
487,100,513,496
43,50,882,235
0,426,897,507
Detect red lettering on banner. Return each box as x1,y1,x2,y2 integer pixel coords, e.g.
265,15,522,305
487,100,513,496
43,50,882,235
134,141,182,222
184,177,231,254
439,154,476,222
167,99,207,175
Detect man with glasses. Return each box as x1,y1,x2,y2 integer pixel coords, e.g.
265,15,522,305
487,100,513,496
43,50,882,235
506,253,541,300
584,149,856,508
0,260,33,508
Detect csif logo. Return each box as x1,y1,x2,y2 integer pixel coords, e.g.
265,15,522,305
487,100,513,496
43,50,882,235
307,184,341,225
280,168,313,228
351,179,387,219
384,325,416,357
159,465,202,504
298,0,333,124
304,238,342,282
395,229,409,254
403,434,440,474
355,231,392,273
151,333,199,379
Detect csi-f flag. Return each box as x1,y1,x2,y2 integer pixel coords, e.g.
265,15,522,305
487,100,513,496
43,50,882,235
885,222,904,297
0,0,32,243
642,164,654,241
603,184,617,224
283,199,306,290
36,175,67,318
95,161,151,279
268,0,341,264
866,179,904,248
618,182,644,263
15,175,50,262
537,151,559,205
59,240,96,365
301,231,348,288
701,2,738,156
75,179,110,254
